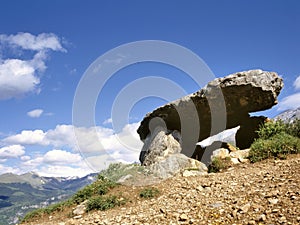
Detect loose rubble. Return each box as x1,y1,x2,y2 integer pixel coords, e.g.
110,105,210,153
23,154,300,225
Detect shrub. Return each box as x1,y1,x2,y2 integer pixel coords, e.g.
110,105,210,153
249,132,300,163
286,119,300,138
72,185,94,204
257,120,287,140
139,187,160,199
208,157,232,173
86,195,124,211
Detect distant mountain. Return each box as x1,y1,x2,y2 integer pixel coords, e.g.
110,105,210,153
274,107,300,122
0,172,98,225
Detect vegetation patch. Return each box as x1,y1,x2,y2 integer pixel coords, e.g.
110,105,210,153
249,120,300,163
249,132,300,162
86,195,125,212
208,157,232,173
139,187,160,199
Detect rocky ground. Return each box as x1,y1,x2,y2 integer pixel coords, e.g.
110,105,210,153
22,154,300,225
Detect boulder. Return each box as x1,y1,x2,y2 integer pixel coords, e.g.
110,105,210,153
138,69,283,163
148,153,208,179
140,127,182,166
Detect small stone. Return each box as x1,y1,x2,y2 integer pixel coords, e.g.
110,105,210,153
268,198,279,204
240,203,251,213
196,185,204,191
280,216,287,222
231,158,240,164
232,209,238,218
272,209,279,213
73,215,82,219
248,221,256,225
179,214,188,221
257,214,266,221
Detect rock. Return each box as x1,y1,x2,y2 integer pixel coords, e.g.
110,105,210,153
211,148,230,160
240,203,251,213
73,201,86,215
268,198,279,204
117,174,133,183
230,149,250,163
147,153,207,179
182,170,205,177
179,214,188,221
138,70,283,163
231,157,240,164
140,127,181,166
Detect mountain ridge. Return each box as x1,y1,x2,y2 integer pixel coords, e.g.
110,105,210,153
0,172,98,225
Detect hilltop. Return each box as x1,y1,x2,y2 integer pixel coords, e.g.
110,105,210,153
21,153,300,225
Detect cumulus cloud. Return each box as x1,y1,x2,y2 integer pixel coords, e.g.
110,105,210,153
43,149,82,165
36,165,94,178
20,149,92,177
0,58,39,99
3,129,48,145
3,123,142,160
293,76,300,90
1,123,143,176
103,118,113,125
0,145,25,159
27,109,43,118
20,155,31,161
0,164,21,174
0,32,65,52
0,32,65,100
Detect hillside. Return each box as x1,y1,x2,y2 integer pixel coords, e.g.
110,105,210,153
21,154,300,225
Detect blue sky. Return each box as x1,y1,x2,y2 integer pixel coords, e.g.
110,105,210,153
0,0,300,177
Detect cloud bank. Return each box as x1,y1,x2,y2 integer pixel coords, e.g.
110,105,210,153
1,123,143,177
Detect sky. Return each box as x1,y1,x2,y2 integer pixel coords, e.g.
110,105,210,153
0,0,300,177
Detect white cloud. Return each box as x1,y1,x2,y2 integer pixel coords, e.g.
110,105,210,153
0,32,65,52
103,118,113,125
0,145,25,159
3,129,48,145
0,32,65,100
27,109,43,118
36,165,94,178
43,149,82,165
277,93,300,111
293,76,300,90
0,164,21,174
2,123,143,177
3,124,143,156
20,155,31,161
0,58,39,99
20,149,93,177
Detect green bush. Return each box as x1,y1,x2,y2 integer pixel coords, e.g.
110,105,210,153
256,120,287,140
286,119,300,138
86,195,124,211
72,185,94,204
139,187,160,199
249,132,300,163
208,157,232,173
